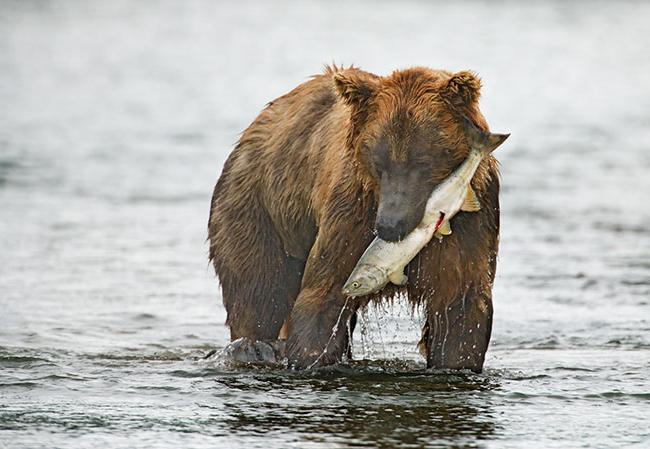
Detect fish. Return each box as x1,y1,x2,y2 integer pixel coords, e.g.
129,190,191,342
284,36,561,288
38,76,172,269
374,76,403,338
341,123,509,298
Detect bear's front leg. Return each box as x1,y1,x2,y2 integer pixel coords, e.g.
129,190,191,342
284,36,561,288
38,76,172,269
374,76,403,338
421,287,493,372
284,176,375,369
286,283,356,369
285,209,372,369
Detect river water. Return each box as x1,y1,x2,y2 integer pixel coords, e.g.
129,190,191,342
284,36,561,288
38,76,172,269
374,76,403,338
1,1,649,448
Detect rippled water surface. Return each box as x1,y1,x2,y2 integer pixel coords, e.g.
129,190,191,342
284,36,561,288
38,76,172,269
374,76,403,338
1,1,650,448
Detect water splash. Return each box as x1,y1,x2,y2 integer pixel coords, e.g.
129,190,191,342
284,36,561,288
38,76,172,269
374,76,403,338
354,296,425,362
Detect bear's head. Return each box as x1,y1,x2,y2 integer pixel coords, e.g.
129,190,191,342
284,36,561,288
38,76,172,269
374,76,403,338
334,67,499,242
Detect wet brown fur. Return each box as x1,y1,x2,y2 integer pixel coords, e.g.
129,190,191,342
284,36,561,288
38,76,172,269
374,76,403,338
208,65,500,371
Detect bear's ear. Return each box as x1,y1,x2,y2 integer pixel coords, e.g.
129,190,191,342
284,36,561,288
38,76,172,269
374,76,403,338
333,71,377,108
442,71,482,108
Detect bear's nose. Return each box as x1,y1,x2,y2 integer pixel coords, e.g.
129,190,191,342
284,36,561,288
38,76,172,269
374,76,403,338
376,217,408,242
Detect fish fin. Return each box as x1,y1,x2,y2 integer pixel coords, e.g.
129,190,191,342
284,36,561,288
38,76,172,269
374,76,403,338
438,221,452,236
461,186,481,212
388,270,408,286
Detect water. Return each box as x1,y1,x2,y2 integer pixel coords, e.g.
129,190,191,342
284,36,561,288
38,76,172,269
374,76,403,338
1,1,649,447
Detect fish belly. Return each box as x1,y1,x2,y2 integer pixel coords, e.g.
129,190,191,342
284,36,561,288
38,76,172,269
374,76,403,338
384,224,436,278
422,180,466,226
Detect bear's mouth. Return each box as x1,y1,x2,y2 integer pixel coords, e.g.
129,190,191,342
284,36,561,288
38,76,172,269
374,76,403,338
434,212,446,232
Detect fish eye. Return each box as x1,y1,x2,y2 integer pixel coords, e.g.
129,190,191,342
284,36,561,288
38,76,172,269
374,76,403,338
352,281,360,289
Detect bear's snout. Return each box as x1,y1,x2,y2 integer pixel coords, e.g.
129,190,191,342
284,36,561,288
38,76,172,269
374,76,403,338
375,170,430,242
376,215,409,242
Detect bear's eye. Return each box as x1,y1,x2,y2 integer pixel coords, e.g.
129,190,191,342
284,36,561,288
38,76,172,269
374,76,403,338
371,141,389,173
371,152,385,167
371,160,386,177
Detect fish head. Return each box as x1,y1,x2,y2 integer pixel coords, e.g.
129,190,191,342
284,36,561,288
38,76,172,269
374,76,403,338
341,264,387,298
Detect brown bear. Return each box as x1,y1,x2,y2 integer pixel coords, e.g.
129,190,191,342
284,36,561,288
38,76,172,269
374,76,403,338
208,65,505,371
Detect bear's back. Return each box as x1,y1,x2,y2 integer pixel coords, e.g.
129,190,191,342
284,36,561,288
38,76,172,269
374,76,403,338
222,71,352,261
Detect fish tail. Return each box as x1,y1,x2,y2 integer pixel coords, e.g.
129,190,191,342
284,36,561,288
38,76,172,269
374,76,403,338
483,133,509,155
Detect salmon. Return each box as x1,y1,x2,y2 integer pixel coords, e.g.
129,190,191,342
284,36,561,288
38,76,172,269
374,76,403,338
342,125,509,298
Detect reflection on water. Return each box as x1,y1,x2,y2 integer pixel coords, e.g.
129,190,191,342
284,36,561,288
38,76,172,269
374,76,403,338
2,0,650,448
220,368,499,448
